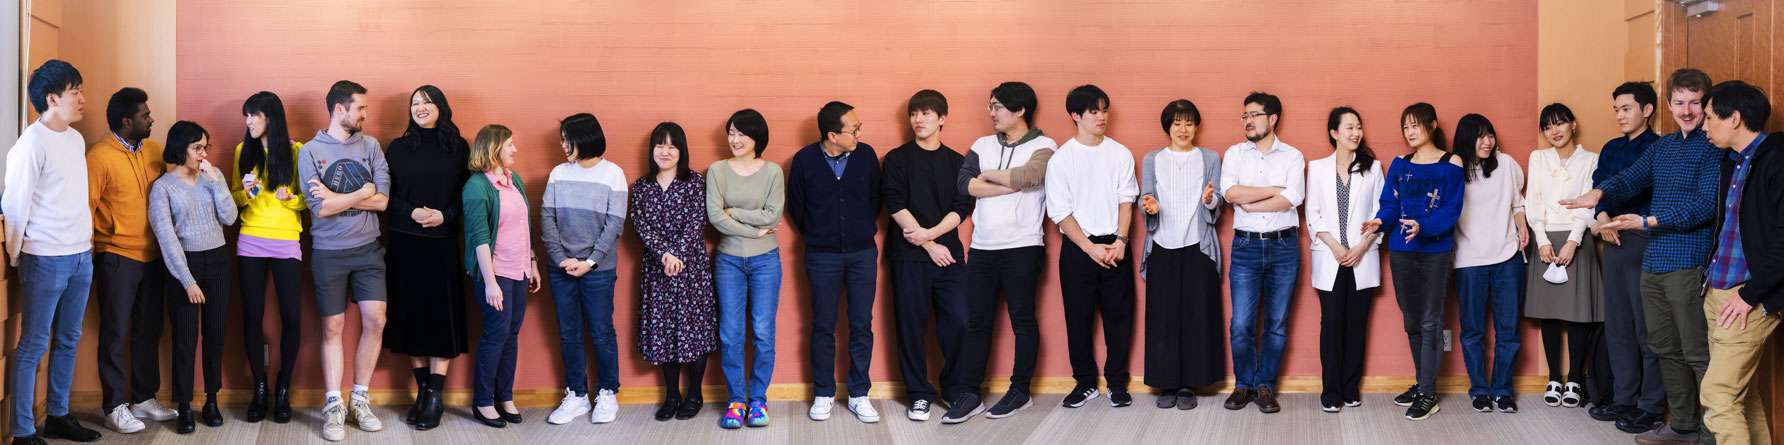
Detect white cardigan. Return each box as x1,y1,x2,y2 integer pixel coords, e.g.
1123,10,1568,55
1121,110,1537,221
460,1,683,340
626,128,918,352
1306,154,1385,292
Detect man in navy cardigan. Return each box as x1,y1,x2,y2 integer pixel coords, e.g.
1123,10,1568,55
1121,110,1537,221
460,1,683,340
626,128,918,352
786,101,883,423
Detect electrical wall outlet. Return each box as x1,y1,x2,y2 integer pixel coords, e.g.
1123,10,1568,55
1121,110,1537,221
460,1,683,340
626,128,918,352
1442,330,1452,351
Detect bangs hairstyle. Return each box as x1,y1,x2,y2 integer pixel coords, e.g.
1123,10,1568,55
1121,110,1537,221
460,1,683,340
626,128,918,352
240,91,296,189
646,122,694,181
908,90,948,117
991,81,1038,126
26,59,82,114
560,113,607,160
1538,103,1577,130
1453,113,1500,182
727,109,770,157
1159,99,1202,133
1705,80,1772,132
468,124,514,173
1325,107,1378,176
1400,102,1448,151
1065,84,1109,116
162,121,210,166
403,85,463,147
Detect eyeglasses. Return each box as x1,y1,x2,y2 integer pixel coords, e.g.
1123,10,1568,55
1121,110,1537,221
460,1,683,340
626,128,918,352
988,103,1008,112
1239,112,1273,121
835,125,862,138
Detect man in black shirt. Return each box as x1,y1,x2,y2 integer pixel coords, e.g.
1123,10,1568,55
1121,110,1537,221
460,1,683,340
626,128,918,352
882,90,976,423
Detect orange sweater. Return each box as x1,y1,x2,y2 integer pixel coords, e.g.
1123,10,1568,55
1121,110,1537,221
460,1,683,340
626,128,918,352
87,135,166,262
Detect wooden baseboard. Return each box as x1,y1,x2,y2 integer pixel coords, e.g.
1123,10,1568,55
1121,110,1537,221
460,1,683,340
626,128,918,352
63,375,1557,409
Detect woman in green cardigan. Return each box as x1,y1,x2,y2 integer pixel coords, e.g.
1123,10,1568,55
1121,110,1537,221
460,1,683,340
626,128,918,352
461,124,541,428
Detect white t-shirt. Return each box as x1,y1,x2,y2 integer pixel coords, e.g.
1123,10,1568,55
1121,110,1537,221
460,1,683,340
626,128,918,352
3,121,93,263
1046,136,1139,237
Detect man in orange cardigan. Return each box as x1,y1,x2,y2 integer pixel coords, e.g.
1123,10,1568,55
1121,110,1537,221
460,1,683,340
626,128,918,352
86,87,175,434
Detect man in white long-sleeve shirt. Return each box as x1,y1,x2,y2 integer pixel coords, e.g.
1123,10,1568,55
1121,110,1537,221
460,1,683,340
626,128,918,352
1219,92,1305,414
4,59,105,445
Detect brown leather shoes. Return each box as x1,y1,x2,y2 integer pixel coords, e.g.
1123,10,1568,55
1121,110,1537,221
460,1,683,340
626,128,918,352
1222,388,1255,410
1256,387,1281,413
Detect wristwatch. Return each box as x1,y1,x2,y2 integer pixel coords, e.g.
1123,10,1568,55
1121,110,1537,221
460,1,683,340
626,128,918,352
583,258,597,268
1116,236,1130,244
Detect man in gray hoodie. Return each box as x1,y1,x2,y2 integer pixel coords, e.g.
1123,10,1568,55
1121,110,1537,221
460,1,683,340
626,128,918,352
298,80,391,442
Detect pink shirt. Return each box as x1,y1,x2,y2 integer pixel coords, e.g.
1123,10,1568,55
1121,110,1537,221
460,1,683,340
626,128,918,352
488,171,531,281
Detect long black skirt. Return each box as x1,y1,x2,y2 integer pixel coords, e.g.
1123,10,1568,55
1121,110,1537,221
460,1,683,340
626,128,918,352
1144,243,1227,389
384,232,470,358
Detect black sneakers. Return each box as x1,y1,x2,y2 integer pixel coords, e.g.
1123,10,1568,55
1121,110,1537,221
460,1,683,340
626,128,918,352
940,393,984,424
1392,385,1419,407
1471,395,1493,412
1404,394,1440,421
1494,396,1518,413
985,389,1032,419
1109,391,1132,408
1589,403,1630,421
1062,386,1100,408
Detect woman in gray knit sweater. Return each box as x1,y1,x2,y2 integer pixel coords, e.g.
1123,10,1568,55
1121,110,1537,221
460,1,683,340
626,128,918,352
146,121,237,434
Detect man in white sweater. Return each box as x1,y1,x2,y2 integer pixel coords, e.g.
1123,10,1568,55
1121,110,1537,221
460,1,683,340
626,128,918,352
4,59,104,445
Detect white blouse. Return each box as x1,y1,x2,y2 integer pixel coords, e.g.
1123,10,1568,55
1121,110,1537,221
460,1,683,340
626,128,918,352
1524,146,1598,246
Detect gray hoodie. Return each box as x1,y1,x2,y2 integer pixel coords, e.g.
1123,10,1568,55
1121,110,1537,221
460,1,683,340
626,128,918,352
299,130,390,250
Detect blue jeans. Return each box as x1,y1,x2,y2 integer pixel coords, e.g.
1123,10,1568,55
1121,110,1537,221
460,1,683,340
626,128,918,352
549,267,619,396
473,276,528,406
805,248,877,398
715,249,782,404
1456,255,1525,397
1228,235,1298,390
11,252,93,436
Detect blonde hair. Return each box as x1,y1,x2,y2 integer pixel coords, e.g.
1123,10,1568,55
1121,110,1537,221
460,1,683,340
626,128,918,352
468,124,513,173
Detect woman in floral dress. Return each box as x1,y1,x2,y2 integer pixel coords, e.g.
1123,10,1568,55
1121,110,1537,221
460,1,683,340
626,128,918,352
631,122,718,421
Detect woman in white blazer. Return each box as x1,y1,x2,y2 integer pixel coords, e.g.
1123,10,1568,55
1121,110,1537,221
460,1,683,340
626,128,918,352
1305,107,1385,412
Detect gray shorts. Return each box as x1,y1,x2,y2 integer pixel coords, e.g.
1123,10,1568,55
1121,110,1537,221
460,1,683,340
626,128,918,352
311,241,388,317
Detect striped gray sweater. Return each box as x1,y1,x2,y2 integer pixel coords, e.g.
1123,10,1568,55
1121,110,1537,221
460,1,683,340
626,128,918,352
541,159,629,270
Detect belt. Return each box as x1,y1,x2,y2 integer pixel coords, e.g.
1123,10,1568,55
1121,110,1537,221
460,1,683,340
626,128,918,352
1235,228,1298,240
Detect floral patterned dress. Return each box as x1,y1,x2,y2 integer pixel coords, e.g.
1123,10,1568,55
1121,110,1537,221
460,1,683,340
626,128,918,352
631,172,719,364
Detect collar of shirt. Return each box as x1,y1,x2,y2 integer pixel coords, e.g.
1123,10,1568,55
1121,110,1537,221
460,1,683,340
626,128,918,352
824,149,851,178
1243,137,1291,157
486,170,513,188
1737,133,1769,160
113,132,140,152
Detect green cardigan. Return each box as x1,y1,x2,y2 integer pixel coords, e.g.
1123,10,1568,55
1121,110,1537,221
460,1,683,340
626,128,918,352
462,170,530,277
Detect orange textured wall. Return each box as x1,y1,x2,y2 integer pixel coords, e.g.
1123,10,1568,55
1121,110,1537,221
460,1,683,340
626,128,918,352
170,0,1541,393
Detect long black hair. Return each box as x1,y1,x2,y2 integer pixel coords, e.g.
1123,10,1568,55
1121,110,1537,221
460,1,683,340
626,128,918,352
1453,113,1500,182
401,85,462,150
239,91,294,189
1401,102,1448,151
645,122,693,182
1326,107,1378,175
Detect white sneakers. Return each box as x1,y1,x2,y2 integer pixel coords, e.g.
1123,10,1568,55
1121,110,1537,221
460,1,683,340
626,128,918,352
105,405,144,434
129,399,177,422
322,402,347,442
810,396,835,420
848,396,880,423
348,392,383,432
548,389,592,425
592,389,618,424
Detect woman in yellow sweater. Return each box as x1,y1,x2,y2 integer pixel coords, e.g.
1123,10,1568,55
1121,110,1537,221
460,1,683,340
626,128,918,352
230,91,307,424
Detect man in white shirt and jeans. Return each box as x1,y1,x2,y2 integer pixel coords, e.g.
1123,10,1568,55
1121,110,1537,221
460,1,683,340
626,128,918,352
1220,92,1305,414
1045,85,1140,410
5,59,105,445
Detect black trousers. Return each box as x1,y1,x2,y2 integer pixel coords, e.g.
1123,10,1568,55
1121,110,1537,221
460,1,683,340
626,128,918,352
892,260,968,403
958,246,1044,395
239,256,302,386
167,248,232,404
94,252,165,412
1059,235,1135,389
1317,267,1374,405
1143,244,1225,390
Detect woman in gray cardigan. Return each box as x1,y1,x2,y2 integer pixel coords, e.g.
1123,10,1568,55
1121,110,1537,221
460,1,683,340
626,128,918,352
1138,100,1224,410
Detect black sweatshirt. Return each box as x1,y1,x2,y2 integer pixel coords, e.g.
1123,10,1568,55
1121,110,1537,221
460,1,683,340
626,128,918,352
1738,134,1784,312
880,141,974,261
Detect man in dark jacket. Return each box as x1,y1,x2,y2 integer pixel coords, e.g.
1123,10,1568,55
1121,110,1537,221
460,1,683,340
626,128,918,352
1699,79,1779,445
